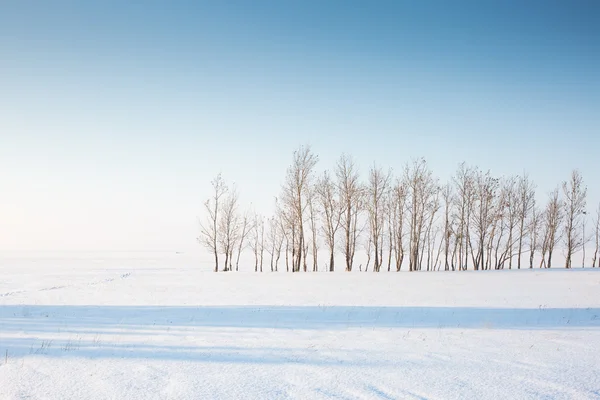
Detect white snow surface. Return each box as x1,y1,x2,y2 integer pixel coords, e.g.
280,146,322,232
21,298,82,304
1,254,600,399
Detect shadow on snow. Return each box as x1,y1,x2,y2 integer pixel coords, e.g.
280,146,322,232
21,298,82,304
1,305,599,362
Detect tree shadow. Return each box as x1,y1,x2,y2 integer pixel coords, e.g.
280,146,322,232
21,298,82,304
1,305,599,362
2,305,599,330
1,338,401,366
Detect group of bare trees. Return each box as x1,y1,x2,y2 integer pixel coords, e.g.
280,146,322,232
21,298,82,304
198,173,250,272
199,146,596,272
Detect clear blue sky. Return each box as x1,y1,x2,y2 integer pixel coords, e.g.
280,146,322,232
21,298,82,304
1,1,598,253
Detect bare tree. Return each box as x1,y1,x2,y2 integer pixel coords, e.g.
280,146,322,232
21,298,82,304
307,185,320,271
337,154,363,272
582,214,588,268
424,189,441,271
592,203,600,268
528,203,539,269
266,216,283,272
540,188,563,268
386,192,394,271
234,210,251,271
363,229,373,272
274,197,292,272
218,186,239,271
452,163,476,271
198,173,228,272
366,164,391,272
317,171,344,271
259,216,265,272
486,210,498,270
249,213,259,272
440,184,454,271
281,146,318,272
276,201,293,272
391,181,408,271
434,223,445,271
562,170,587,268
491,183,507,269
504,177,519,269
485,177,520,270
271,211,285,272
516,174,536,269
404,159,438,271
489,179,521,270
249,212,265,272
471,170,498,271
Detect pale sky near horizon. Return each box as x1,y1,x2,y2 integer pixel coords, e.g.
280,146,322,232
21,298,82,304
1,1,599,254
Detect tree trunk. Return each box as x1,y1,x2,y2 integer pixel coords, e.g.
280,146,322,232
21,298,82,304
260,247,264,272
285,241,289,272
396,253,404,272
582,222,586,268
329,250,335,272
517,220,524,269
345,206,352,271
303,244,308,272
529,250,534,269
374,242,380,273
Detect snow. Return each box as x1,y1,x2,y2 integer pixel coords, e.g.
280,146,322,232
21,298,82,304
1,253,600,399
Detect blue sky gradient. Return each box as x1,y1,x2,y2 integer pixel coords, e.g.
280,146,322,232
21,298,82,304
1,1,599,252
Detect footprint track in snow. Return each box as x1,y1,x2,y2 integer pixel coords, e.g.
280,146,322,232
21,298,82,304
39,286,67,292
0,290,26,297
88,272,132,286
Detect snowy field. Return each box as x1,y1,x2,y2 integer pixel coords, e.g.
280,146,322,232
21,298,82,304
1,253,600,399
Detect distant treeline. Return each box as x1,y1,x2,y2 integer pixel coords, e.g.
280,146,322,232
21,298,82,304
198,146,597,273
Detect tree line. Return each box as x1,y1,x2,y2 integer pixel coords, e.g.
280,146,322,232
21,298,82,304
198,146,598,272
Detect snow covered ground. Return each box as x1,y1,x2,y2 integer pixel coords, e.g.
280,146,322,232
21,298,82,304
1,253,600,399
